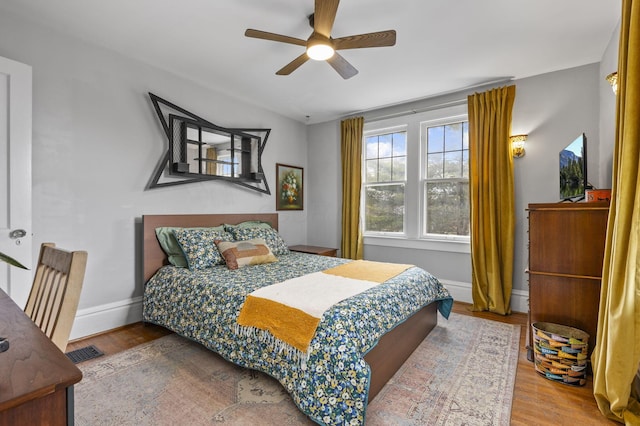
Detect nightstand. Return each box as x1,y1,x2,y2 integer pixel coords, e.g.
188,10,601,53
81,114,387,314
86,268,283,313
288,245,338,257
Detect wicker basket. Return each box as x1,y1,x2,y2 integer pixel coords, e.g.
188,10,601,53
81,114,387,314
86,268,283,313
532,322,589,386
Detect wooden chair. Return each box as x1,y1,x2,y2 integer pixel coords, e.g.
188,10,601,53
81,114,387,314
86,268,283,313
24,243,87,352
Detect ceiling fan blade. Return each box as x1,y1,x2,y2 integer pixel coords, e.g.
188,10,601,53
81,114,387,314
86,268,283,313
327,52,358,79
245,29,307,47
314,0,340,38
276,53,310,75
333,30,397,50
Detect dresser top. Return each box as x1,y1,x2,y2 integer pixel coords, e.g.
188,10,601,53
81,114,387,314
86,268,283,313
0,289,82,411
527,201,610,210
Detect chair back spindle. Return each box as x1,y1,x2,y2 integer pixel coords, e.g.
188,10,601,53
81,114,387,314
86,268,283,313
24,243,87,352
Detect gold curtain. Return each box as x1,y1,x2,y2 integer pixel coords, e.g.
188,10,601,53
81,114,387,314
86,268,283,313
592,0,640,423
340,117,364,260
467,85,516,315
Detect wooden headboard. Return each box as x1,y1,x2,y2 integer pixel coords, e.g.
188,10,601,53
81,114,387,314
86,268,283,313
142,213,279,282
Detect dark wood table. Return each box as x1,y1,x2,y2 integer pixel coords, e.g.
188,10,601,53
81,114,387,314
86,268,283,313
0,288,82,426
288,245,338,257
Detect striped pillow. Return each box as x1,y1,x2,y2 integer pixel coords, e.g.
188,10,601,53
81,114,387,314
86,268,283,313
215,238,278,270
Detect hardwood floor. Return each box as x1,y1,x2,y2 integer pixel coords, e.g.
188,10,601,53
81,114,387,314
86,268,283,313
66,322,172,356
450,303,613,425
66,301,614,425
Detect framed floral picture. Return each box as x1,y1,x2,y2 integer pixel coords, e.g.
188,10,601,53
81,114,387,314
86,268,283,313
276,163,303,210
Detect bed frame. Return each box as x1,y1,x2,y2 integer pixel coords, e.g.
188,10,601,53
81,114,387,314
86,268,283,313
142,213,438,401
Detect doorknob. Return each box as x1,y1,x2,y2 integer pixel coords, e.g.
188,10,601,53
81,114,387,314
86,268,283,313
9,229,27,239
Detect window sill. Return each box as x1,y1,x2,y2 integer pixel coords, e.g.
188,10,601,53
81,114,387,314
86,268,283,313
363,235,470,254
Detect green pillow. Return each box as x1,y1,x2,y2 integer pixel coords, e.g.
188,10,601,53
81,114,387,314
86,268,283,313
155,226,225,267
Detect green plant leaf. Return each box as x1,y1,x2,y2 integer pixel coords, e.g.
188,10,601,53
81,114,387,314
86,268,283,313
0,252,28,269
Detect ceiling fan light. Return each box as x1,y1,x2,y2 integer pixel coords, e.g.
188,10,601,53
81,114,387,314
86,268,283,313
307,43,334,61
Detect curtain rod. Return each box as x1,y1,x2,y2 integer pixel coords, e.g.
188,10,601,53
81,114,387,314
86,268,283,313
363,99,467,123
347,77,514,123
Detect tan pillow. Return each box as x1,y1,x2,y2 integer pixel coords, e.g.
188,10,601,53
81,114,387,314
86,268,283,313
215,238,278,270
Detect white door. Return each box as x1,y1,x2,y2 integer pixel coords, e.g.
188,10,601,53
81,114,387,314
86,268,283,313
0,56,32,307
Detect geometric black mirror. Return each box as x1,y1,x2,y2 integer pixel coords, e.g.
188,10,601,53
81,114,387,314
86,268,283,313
147,93,270,194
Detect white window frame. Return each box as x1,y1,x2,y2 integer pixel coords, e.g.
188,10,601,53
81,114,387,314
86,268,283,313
362,104,470,254
419,114,470,243
362,125,408,236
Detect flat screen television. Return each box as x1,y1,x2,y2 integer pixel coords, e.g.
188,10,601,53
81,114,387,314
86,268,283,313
559,133,587,201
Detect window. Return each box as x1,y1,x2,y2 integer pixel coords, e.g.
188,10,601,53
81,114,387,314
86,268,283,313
361,104,470,250
363,128,407,233
422,121,469,238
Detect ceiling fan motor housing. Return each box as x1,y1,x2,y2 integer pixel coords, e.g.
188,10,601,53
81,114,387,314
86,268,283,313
306,33,335,60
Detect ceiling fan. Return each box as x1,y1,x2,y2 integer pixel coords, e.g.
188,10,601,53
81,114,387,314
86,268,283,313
245,0,396,79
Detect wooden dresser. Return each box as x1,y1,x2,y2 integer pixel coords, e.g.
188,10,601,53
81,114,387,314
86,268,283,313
526,202,609,360
0,288,82,426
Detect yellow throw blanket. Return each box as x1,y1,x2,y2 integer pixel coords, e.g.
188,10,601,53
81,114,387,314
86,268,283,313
322,260,413,283
236,260,413,358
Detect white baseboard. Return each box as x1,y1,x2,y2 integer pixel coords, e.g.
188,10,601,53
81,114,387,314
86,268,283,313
69,296,143,341
440,279,528,314
67,282,528,341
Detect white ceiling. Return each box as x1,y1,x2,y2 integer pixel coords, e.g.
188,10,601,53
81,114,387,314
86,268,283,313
0,0,621,124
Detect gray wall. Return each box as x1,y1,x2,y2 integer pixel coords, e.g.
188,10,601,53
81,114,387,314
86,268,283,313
0,11,308,336
308,63,606,312
511,64,601,310
599,22,621,188
306,121,343,250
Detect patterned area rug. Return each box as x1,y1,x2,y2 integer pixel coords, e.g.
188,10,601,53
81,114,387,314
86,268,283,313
75,313,519,425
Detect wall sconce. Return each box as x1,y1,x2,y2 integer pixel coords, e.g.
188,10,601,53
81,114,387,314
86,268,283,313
606,72,618,94
510,134,527,158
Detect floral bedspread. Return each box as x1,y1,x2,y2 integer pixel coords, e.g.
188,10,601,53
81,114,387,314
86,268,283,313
143,252,453,425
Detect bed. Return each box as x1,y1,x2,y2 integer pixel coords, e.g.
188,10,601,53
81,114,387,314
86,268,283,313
142,213,453,425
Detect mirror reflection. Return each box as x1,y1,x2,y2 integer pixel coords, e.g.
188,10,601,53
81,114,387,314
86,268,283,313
171,117,261,182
